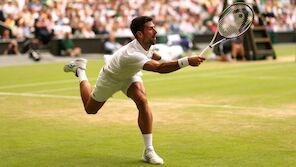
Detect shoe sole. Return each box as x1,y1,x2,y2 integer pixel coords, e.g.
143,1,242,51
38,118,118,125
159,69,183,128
63,59,87,73
142,157,164,165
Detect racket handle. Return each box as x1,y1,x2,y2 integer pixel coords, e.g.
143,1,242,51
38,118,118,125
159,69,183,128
200,45,210,57
199,38,227,57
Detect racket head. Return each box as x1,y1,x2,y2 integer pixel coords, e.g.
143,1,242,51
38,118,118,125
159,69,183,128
218,2,254,39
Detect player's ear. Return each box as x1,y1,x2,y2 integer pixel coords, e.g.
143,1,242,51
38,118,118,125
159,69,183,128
136,31,143,39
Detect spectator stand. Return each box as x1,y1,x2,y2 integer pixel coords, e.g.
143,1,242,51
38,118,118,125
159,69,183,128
247,0,276,60
0,0,294,58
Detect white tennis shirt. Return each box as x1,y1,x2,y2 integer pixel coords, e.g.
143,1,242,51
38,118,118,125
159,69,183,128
102,39,154,82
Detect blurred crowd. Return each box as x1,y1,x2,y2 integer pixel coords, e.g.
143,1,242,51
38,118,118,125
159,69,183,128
257,0,296,32
0,0,295,43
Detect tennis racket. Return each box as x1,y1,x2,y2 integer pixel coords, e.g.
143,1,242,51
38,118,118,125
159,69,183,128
199,2,254,57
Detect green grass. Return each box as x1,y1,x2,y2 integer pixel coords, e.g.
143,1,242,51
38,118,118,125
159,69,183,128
0,46,296,166
273,43,296,57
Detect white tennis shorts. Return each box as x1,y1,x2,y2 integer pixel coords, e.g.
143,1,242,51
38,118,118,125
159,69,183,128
91,70,143,102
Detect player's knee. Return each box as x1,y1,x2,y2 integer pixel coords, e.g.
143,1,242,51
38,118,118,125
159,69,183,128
86,110,98,114
84,98,105,115
85,108,99,115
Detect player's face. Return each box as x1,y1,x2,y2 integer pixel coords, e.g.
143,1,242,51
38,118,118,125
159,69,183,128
142,21,157,45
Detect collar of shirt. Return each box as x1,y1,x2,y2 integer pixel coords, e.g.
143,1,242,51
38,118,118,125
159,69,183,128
133,39,155,58
133,39,148,54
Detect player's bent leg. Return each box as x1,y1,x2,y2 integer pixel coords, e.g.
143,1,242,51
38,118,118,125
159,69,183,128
64,59,105,114
80,81,105,114
85,97,105,114
127,82,152,134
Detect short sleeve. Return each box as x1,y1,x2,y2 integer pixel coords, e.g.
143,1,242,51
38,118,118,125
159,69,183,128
126,52,150,69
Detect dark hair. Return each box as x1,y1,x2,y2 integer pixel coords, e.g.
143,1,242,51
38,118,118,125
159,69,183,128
130,16,153,39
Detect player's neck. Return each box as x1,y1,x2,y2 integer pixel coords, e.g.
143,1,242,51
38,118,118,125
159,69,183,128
137,40,150,51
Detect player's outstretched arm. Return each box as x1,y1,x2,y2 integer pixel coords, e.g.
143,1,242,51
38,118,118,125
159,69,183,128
143,55,205,73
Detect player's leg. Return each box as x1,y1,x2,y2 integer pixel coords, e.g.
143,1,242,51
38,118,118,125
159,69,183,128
127,82,152,134
79,80,105,114
126,82,164,165
64,58,105,114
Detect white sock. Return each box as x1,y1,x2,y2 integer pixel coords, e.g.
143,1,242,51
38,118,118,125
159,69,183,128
77,68,88,83
143,133,153,149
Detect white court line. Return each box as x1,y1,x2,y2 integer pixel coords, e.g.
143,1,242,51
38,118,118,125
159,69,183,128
32,87,77,93
0,91,260,110
0,63,294,90
144,73,296,82
0,78,96,90
0,92,80,99
183,61,290,74
5,73,293,94
1,72,293,91
0,79,76,89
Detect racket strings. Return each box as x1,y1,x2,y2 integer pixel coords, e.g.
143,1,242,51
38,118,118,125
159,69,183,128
218,4,253,38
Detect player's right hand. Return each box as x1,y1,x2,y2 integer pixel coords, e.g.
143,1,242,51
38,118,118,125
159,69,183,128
188,55,206,66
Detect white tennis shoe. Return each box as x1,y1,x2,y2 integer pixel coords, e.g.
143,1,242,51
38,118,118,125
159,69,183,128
142,147,164,165
64,58,87,76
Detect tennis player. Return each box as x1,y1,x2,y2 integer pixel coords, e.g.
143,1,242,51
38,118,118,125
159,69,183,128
64,16,205,165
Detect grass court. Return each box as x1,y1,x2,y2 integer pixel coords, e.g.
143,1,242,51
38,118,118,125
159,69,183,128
0,44,295,167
